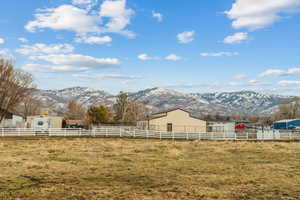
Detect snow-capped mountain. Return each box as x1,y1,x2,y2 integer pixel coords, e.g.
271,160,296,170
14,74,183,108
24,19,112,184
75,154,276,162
33,87,295,116
192,91,293,116
33,87,115,115
130,87,228,116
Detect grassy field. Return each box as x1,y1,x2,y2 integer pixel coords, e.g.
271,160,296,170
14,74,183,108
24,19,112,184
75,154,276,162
0,138,300,200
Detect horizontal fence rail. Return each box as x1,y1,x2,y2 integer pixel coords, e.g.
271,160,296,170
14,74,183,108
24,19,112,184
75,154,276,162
0,128,300,141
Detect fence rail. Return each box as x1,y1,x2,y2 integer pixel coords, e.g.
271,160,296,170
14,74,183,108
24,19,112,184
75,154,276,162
0,128,300,141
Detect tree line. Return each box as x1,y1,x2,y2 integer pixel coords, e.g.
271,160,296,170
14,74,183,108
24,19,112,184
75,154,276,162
64,91,147,127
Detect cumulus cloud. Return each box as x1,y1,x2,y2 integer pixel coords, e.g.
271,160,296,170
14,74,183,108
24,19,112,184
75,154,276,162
224,32,248,44
152,11,163,22
99,0,135,37
25,5,101,34
200,52,239,57
259,68,300,77
72,73,143,79
177,31,195,44
16,43,74,55
25,0,134,37
30,54,119,70
138,54,159,61
21,63,89,73
0,38,5,44
226,0,300,30
165,54,182,61
18,37,29,43
75,35,112,44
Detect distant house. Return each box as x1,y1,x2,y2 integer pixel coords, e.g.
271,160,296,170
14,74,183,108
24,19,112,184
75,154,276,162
65,120,85,128
0,108,24,128
137,108,206,133
206,120,235,133
26,115,63,129
273,119,300,130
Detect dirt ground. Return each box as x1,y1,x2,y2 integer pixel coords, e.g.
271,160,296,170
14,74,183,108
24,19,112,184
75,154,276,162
0,137,300,200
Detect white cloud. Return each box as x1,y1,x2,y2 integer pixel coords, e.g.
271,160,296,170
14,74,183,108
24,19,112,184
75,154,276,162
0,50,15,60
0,38,5,44
165,54,182,61
25,5,101,34
248,79,258,84
21,63,89,73
226,0,300,30
200,52,239,57
72,0,93,5
18,37,29,43
26,0,134,37
16,43,74,55
259,68,300,77
152,11,163,22
278,80,300,86
99,0,135,38
138,54,159,61
234,74,248,79
30,54,119,70
165,82,243,88
72,73,143,79
224,32,248,44
177,31,195,44
75,35,112,44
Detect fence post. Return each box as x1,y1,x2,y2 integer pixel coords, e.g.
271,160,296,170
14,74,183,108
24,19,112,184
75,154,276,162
289,132,292,140
119,128,122,138
133,129,136,138
18,128,20,136
160,131,162,140
79,128,82,137
235,133,237,141
186,132,189,140
2,128,3,137
247,132,249,140
106,128,108,137
172,131,175,141
146,129,149,139
198,132,201,141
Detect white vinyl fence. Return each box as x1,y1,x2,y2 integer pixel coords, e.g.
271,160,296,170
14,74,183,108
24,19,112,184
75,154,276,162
0,127,300,141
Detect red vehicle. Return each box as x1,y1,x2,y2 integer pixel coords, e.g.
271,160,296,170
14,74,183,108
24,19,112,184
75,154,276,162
235,123,247,131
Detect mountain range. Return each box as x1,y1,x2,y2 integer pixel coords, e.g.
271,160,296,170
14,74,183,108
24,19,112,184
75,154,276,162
33,87,294,117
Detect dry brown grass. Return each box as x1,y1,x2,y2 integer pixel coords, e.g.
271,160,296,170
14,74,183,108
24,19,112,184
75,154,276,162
0,138,300,200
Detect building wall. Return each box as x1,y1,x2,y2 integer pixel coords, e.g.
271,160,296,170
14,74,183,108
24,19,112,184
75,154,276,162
144,109,206,133
273,120,300,130
0,115,24,128
27,116,63,129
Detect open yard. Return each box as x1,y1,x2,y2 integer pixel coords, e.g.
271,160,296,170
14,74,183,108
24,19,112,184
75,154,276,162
0,138,300,200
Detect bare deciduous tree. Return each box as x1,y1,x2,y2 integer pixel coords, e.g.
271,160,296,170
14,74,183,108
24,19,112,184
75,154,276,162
276,98,300,120
18,96,42,120
113,91,147,125
0,59,35,122
64,100,86,120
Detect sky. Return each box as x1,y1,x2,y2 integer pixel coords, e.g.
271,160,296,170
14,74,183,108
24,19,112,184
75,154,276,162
0,0,300,95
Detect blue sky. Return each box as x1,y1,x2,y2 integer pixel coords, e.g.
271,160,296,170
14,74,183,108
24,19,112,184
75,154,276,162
0,0,300,94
